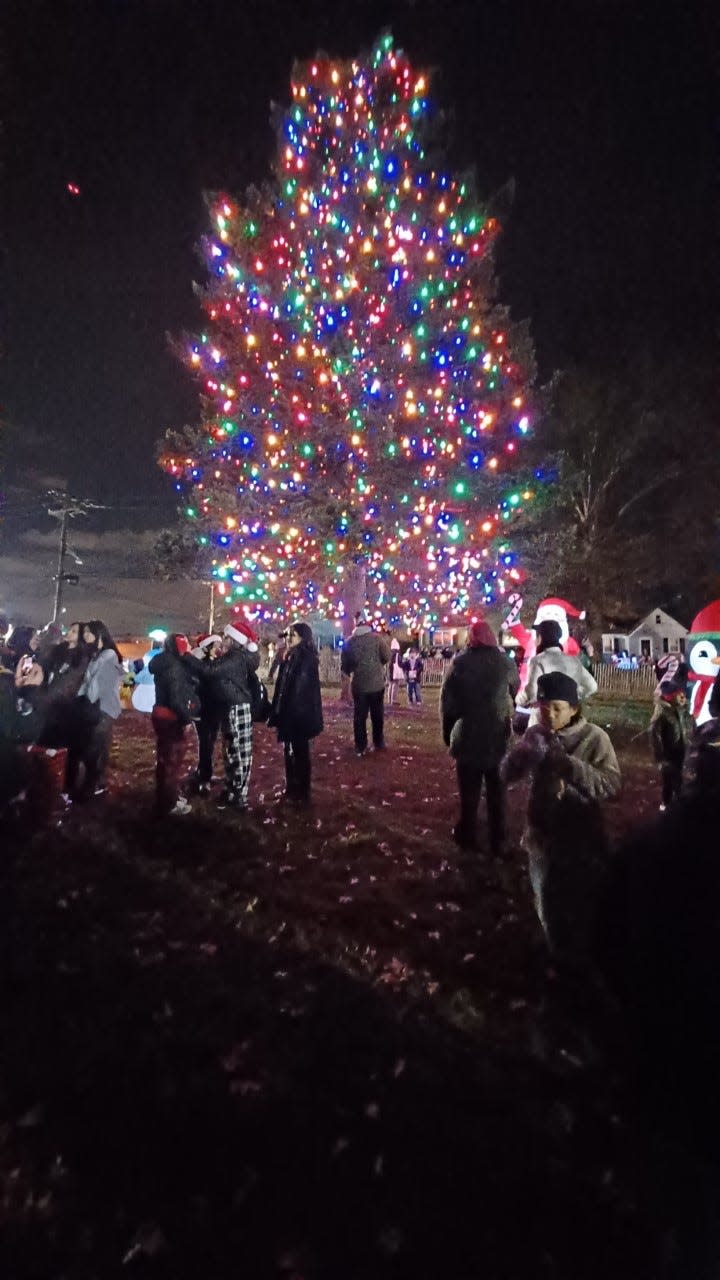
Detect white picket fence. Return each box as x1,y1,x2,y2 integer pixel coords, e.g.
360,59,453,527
589,661,657,699
315,652,658,700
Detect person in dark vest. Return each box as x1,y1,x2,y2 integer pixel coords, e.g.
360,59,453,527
440,620,520,854
268,622,324,806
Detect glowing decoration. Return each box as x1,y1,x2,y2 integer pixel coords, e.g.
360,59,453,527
533,597,585,656
66,182,81,196
160,34,538,626
686,599,720,725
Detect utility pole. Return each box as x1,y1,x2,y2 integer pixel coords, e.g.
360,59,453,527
52,506,70,623
47,490,107,623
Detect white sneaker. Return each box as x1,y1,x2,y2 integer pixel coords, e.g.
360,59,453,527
170,798,192,816
658,803,666,813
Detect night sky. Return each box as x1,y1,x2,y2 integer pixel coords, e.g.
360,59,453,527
5,0,717,531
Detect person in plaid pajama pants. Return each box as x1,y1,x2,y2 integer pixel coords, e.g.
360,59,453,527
202,619,260,813
222,702,253,809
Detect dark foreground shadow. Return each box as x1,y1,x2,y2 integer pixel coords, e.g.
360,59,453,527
0,816,655,1280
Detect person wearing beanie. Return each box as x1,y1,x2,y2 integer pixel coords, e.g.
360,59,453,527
516,617,597,726
440,620,520,853
268,622,324,805
502,671,621,960
648,680,692,811
148,634,202,816
201,619,260,811
341,615,392,756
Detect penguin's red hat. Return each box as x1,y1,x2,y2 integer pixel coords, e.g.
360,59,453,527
534,597,585,622
690,599,720,635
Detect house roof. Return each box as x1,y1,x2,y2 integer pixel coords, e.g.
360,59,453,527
628,607,688,637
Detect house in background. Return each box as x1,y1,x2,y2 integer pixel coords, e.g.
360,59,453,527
601,607,688,660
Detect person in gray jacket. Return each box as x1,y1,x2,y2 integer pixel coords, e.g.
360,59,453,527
341,615,391,755
502,670,621,960
517,620,597,726
75,620,124,797
440,620,520,854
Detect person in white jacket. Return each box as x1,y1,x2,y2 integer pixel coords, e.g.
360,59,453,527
516,620,597,725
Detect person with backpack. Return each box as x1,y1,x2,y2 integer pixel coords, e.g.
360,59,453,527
268,622,324,806
202,620,260,812
149,633,202,816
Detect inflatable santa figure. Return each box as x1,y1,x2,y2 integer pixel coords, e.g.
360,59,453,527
686,599,720,725
533,597,585,656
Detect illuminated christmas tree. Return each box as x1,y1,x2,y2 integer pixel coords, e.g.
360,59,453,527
160,33,538,631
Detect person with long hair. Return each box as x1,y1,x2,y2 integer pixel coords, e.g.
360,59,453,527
39,621,91,752
74,620,123,798
202,620,260,812
268,622,324,806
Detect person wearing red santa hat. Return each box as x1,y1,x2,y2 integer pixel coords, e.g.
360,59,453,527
202,619,260,811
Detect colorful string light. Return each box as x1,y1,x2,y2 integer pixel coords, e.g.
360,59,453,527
160,33,537,627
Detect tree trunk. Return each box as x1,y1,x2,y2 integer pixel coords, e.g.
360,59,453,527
339,560,367,702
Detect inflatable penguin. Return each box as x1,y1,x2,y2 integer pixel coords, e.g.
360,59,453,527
130,631,166,714
686,600,720,725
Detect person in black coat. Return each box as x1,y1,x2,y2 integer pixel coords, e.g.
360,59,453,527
440,620,520,854
0,654,45,811
201,620,260,811
268,622,323,805
148,633,202,816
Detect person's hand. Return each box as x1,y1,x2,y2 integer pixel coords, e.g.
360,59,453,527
16,662,44,688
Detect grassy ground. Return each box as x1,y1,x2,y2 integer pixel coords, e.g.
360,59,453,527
0,692,663,1279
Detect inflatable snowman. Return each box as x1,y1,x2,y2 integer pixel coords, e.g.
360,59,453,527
532,597,585,656
130,630,166,714
686,600,720,725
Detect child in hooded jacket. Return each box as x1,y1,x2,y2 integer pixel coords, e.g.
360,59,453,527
649,679,692,811
502,671,621,960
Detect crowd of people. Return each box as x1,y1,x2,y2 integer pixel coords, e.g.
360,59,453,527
2,607,719,959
